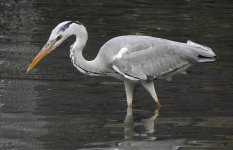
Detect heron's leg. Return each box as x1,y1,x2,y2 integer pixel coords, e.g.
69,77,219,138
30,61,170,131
141,81,161,107
124,80,136,108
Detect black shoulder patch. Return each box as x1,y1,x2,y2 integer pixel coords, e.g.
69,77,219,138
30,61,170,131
147,75,157,80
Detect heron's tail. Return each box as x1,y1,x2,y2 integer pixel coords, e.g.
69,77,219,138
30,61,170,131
187,40,216,63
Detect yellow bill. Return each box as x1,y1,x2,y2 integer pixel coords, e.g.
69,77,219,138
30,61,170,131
27,40,56,73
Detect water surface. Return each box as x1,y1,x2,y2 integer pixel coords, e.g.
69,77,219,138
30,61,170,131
0,0,233,149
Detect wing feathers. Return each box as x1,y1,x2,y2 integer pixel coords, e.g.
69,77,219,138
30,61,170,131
111,37,215,81
113,43,194,80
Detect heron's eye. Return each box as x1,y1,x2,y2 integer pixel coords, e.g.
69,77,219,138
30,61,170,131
56,35,62,41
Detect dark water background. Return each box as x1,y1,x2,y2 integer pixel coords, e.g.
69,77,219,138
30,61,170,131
0,0,233,149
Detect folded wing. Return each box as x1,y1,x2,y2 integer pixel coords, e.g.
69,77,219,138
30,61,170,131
112,40,215,81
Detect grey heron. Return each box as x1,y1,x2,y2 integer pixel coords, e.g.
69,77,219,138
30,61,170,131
27,21,216,108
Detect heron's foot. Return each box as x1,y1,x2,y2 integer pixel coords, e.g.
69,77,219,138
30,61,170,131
127,100,133,108
157,102,162,108
155,98,162,108
127,102,133,108
154,108,160,117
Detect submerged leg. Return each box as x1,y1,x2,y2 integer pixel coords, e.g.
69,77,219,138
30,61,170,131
124,80,136,108
141,81,161,107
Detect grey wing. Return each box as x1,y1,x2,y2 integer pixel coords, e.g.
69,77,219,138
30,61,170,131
112,41,205,81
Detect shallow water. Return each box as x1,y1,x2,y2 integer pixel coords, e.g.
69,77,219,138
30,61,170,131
0,0,233,149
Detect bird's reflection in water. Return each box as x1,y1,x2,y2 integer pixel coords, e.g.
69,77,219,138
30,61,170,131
124,108,159,140
82,108,208,150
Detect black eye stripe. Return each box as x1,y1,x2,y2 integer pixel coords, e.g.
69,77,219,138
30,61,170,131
58,21,82,32
59,22,72,32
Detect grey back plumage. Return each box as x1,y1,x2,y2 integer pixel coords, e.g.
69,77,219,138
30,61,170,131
96,36,216,81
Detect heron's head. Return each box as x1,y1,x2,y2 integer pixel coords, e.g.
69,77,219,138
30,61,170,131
27,21,84,73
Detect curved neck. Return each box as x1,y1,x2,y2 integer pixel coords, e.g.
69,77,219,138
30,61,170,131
70,30,103,76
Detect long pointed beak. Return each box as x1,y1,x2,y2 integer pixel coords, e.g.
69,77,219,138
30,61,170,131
27,40,56,73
